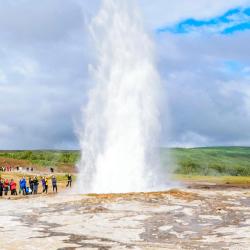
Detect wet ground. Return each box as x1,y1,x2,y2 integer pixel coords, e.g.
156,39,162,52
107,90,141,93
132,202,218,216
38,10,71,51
0,186,250,250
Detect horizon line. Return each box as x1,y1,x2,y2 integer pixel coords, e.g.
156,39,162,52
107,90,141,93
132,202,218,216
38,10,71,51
0,146,250,151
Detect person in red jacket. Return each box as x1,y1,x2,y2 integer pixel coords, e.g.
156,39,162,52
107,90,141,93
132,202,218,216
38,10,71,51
10,179,17,195
3,179,9,195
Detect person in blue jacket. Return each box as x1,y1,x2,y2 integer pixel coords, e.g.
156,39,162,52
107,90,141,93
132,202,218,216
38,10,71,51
20,177,26,195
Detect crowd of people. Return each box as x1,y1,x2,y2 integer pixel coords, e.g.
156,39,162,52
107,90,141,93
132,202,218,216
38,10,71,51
0,174,73,197
0,166,34,172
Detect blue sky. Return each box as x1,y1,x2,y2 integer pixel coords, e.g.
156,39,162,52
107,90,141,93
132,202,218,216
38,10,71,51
0,0,250,149
157,7,250,34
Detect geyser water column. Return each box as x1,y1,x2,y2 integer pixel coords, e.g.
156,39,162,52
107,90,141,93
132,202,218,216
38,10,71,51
78,0,165,193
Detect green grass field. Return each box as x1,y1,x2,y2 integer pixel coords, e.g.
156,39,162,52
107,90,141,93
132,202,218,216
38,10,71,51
164,147,250,176
0,147,250,176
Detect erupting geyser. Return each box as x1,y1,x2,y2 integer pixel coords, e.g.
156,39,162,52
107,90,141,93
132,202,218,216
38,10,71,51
78,0,166,193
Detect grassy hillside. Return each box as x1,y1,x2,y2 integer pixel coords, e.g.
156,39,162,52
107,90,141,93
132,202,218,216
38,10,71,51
0,150,79,168
0,147,250,176
163,147,250,176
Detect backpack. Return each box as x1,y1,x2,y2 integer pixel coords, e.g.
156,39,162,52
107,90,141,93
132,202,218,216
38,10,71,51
26,187,32,194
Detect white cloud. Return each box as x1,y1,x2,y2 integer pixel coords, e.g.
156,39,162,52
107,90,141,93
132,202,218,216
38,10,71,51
0,0,250,148
220,80,250,116
0,69,7,83
158,30,250,146
169,132,210,148
0,124,12,136
12,57,39,77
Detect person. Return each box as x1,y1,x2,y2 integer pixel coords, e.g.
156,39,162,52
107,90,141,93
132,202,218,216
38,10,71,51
45,177,48,194
29,177,34,194
41,177,46,193
3,178,9,195
10,179,17,195
33,176,39,194
42,177,48,194
66,173,72,187
19,179,22,194
51,175,57,193
20,177,26,195
0,178,3,196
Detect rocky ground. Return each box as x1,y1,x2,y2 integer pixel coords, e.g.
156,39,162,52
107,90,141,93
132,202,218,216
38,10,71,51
0,185,250,250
